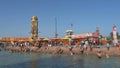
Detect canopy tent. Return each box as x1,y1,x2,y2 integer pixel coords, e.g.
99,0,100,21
71,35,87,39
61,37,70,46
61,37,70,40
50,38,61,42
43,38,50,41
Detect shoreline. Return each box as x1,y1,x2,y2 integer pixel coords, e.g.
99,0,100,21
2,45,120,57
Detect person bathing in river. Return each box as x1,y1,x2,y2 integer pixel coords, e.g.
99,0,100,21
82,43,88,55
96,50,102,59
69,46,74,55
106,42,110,51
105,52,110,59
83,43,87,51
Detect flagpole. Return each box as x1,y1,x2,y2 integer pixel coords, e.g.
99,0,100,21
55,17,58,38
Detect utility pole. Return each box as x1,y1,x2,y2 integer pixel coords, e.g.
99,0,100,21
55,17,58,38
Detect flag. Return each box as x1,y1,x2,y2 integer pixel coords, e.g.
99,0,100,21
71,24,73,27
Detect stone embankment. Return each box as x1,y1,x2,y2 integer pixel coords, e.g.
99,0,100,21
4,45,120,56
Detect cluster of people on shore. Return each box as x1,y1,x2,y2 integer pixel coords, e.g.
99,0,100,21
0,40,120,59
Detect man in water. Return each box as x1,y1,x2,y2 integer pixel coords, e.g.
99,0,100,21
96,50,102,59
106,43,110,51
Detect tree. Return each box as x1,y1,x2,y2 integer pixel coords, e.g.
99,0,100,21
118,36,120,40
106,32,113,41
106,36,112,41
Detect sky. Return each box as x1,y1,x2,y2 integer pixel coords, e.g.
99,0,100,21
0,0,120,38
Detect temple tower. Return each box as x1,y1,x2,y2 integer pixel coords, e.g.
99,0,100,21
95,27,100,37
96,27,99,34
29,16,39,42
113,25,118,45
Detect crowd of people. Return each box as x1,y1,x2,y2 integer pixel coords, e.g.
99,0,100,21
0,39,120,59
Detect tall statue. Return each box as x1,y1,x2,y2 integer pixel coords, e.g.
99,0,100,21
29,16,39,42
113,25,118,45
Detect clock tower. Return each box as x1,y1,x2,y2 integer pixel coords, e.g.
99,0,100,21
29,16,39,42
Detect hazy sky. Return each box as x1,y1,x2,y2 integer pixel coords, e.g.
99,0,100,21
0,0,120,38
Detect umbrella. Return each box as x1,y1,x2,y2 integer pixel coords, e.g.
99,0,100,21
62,37,70,40
43,38,50,41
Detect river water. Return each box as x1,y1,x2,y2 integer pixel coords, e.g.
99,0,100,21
0,50,120,68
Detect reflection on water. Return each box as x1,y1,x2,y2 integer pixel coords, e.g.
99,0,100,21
0,50,120,68
30,53,39,68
